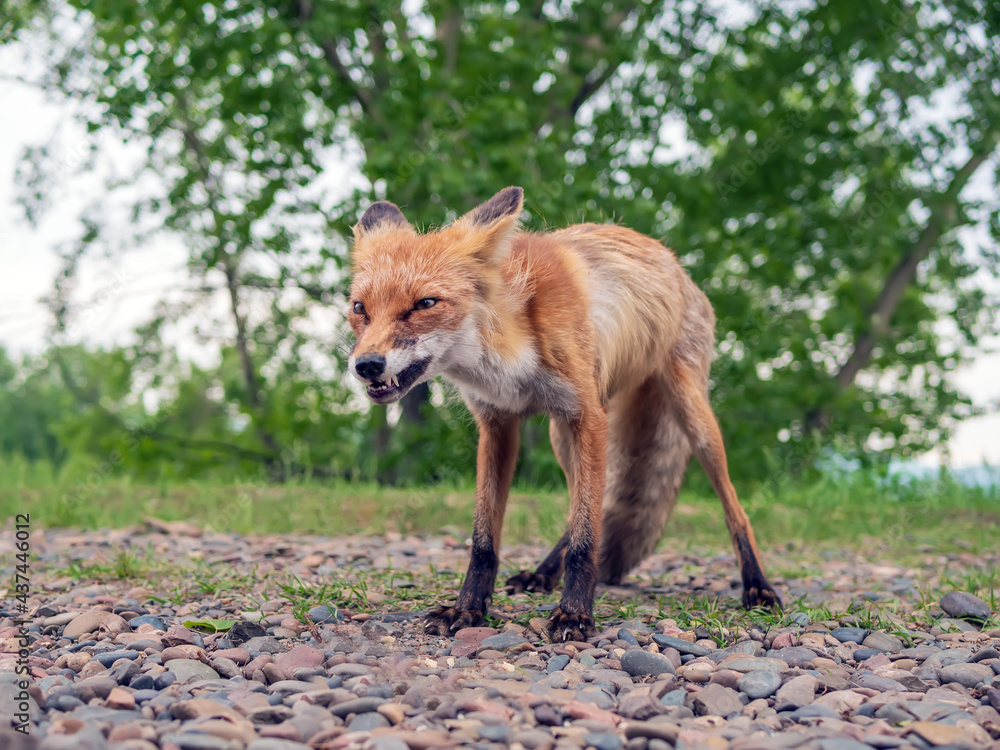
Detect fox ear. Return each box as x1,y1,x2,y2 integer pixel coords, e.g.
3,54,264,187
453,187,524,263
354,201,413,240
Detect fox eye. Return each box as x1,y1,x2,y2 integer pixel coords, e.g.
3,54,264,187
414,298,437,310
352,301,366,315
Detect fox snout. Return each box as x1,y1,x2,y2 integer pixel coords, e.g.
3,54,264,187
354,352,386,381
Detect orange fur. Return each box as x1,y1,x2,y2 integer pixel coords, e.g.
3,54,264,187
347,187,780,641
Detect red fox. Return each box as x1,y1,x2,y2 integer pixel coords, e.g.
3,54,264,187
348,187,780,642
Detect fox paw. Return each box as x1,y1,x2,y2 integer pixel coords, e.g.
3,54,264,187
505,570,557,594
547,607,596,643
742,580,782,611
424,605,485,635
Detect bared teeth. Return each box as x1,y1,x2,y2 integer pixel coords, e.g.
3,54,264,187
390,375,399,387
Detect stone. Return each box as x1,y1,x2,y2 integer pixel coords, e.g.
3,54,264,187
166,659,221,683
737,669,782,699
621,649,676,678
939,662,994,688
64,610,118,639
618,692,665,720
813,689,866,715
904,720,991,747
862,632,903,652
652,633,710,656
624,721,680,743
547,654,571,673
479,632,528,650
105,687,136,710
774,674,817,711
720,656,786,672
851,672,906,692
923,648,973,669
830,627,868,644
583,733,623,750
94,650,142,668
940,591,992,621
767,647,817,668
328,697,387,717
346,711,390,731
688,683,743,717
128,615,166,630
273,646,324,680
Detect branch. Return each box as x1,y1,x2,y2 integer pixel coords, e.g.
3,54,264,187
320,38,388,136
570,61,622,117
835,146,996,389
805,139,998,433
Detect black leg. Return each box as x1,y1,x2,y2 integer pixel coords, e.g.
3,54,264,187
505,533,567,594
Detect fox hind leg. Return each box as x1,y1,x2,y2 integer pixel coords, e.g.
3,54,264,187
665,360,781,610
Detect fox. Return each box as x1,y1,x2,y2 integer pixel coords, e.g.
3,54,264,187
347,186,781,642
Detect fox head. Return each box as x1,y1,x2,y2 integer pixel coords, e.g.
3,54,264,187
347,186,524,404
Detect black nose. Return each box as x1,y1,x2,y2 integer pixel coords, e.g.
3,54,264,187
355,352,386,380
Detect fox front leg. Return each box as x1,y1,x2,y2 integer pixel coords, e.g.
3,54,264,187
546,410,607,642
425,413,520,635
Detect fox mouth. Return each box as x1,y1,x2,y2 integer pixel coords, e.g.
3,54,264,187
366,358,431,404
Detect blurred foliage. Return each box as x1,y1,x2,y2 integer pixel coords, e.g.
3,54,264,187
3,0,998,488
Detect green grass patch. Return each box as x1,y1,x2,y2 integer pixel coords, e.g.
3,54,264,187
5,457,996,563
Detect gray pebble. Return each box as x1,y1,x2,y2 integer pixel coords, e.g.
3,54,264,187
940,591,991,621
688,683,743,717
128,614,166,630
479,632,529,650
246,740,313,750
328,697,387,717
368,739,410,750
767,647,817,668
939,662,994,687
660,689,687,707
652,633,710,656
547,654,571,673
92,650,141,667
785,704,838,720
830,627,868,644
862,632,903,652
166,659,220,683
621,649,676,677
617,628,639,646
347,711,390,731
478,725,511,742
737,669,782,699
584,733,623,750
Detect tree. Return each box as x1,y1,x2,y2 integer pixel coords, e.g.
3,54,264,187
7,0,998,486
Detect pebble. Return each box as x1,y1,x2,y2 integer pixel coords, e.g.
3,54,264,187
737,669,782,699
166,659,221,683
689,683,743,717
939,661,994,687
940,591,992,621
15,527,1000,750
652,633,710,656
830,627,868,644
479,631,529,650
621,649,676,677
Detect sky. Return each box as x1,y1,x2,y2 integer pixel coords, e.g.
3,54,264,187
1,35,998,469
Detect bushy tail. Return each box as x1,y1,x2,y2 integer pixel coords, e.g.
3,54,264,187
598,381,692,584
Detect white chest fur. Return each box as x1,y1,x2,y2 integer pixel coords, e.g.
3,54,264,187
442,324,578,418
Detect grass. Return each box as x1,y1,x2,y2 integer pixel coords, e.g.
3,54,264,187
4,457,998,561
5,457,998,641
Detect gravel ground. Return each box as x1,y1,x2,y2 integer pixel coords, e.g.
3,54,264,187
2,523,999,750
